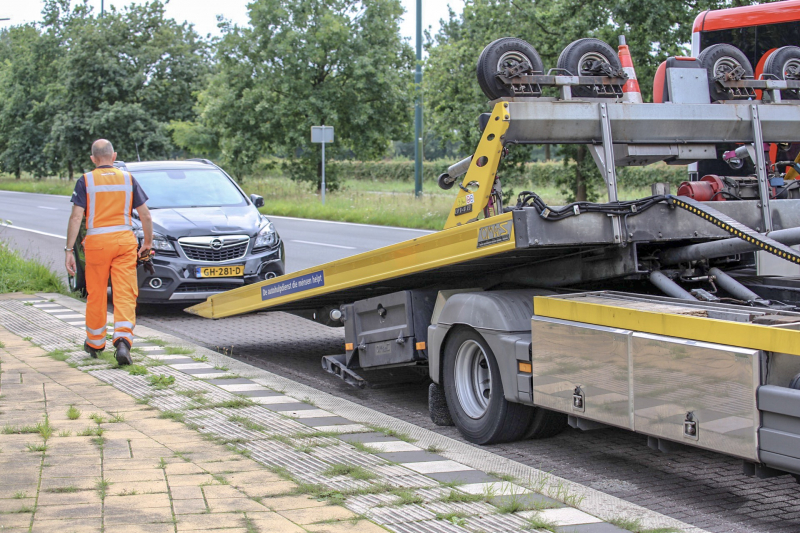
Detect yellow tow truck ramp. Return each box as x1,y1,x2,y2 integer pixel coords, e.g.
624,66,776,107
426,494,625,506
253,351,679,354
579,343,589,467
186,35,800,481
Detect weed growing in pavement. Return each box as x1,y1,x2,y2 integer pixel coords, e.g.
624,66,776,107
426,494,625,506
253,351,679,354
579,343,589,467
213,364,229,371
6,504,34,513
157,457,167,469
435,512,469,527
349,441,380,454
91,436,105,446
525,513,559,532
189,398,254,410
12,491,26,499
2,423,39,434
322,464,377,481
89,413,105,425
126,365,148,376
147,374,175,389
135,396,152,405
366,424,415,443
437,490,483,504
109,412,125,423
439,479,466,489
44,486,79,493
226,444,252,458
300,397,317,407
46,348,70,361
95,479,110,499
389,489,424,506
36,416,53,440
158,411,185,423
57,430,71,437
165,346,194,355
242,515,259,533
26,442,47,452
289,430,341,439
173,451,192,462
488,471,517,484
22,336,32,341
212,474,229,485
211,374,242,380
607,518,680,533
66,405,81,420
145,337,168,347
227,415,265,432
118,488,139,496
548,480,584,507
176,389,208,399
77,426,104,437
191,354,208,363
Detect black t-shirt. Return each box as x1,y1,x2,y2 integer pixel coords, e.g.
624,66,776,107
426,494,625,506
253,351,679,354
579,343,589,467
70,166,148,209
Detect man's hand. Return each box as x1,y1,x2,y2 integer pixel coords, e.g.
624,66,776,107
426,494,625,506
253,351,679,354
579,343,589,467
138,241,153,259
65,251,77,276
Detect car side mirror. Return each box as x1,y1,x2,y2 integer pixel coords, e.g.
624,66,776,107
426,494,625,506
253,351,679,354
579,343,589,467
250,194,264,208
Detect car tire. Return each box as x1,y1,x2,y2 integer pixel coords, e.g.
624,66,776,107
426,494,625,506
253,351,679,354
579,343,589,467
477,37,544,101
443,327,533,444
523,407,568,439
556,38,622,98
698,44,754,102
763,46,800,100
68,250,87,298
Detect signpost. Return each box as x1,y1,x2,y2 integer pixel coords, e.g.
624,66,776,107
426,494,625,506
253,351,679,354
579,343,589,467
311,125,334,205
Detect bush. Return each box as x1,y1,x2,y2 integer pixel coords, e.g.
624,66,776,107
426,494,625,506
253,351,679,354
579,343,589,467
0,242,66,294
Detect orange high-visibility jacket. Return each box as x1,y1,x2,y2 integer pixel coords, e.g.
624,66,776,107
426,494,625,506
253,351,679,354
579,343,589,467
84,167,134,235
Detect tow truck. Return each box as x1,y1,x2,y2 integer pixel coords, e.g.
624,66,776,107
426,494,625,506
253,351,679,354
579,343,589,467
188,2,800,481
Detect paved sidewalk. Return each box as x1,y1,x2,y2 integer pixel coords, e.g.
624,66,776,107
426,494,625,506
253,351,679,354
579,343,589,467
0,293,703,533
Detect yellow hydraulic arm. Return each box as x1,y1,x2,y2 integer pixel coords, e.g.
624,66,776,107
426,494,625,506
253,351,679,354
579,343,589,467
443,101,510,229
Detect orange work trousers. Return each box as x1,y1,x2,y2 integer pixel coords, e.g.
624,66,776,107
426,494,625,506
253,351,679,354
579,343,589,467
83,231,139,350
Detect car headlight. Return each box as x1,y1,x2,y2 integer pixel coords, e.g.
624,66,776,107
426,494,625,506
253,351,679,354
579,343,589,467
134,230,174,251
255,218,277,249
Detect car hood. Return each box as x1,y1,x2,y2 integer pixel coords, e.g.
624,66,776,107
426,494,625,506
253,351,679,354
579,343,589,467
145,206,263,238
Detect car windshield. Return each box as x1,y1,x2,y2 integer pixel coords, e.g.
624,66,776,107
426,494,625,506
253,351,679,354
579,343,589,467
133,169,246,209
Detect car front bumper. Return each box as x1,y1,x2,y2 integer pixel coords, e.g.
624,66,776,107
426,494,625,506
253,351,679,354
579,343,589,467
136,242,285,303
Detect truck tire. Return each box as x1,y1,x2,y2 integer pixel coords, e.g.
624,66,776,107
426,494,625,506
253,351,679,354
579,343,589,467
428,382,454,426
698,44,754,102
477,37,544,101
556,38,621,98
443,327,532,444
523,407,568,439
763,46,800,100
68,250,87,298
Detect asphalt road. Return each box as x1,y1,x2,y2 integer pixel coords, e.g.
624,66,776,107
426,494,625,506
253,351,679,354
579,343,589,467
2,189,800,532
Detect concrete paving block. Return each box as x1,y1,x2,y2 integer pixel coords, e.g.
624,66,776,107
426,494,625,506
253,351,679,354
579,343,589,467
554,523,631,533
297,416,355,427
458,482,530,496
366,441,422,453
521,507,603,526
279,505,357,525
377,451,445,464
425,470,500,484
400,460,473,475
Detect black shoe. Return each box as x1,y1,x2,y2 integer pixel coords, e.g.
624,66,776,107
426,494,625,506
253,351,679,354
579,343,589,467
114,339,133,366
84,341,104,359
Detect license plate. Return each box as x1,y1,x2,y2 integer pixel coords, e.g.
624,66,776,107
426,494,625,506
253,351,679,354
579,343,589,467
195,265,244,278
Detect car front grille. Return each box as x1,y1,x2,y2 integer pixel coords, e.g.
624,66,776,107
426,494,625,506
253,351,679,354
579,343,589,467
181,243,248,262
177,235,250,263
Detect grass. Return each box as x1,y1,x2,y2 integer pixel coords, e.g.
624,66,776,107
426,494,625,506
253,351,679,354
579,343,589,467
607,518,680,533
525,513,559,532
13,491,27,499
147,374,176,389
191,355,209,362
390,489,424,506
435,512,468,527
26,442,47,452
0,242,67,294
126,365,149,376
66,405,81,420
321,464,377,481
2,423,39,434
437,490,483,504
227,415,265,432
366,425,415,443
109,412,125,423
165,346,194,355
158,411,185,423
95,479,110,499
46,349,71,362
37,416,54,440
89,413,105,425
77,426,104,437
57,430,72,437
188,398,254,410
43,486,79,493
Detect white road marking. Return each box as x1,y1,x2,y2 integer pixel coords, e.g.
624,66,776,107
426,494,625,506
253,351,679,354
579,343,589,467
0,223,63,239
290,240,356,250
267,214,433,233
38,206,58,210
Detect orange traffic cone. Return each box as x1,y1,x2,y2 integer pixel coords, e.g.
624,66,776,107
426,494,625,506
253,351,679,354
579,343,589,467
618,36,643,103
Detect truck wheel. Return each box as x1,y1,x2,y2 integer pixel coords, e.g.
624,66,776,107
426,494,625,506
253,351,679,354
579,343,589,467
556,38,622,98
428,382,454,426
68,251,87,298
698,44,754,102
443,328,532,444
763,46,800,100
523,407,568,439
477,37,544,101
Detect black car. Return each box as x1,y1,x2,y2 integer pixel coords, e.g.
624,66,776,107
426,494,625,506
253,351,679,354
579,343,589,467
68,159,285,303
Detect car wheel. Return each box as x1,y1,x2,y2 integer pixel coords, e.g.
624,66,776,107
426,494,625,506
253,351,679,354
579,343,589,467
556,38,622,98
68,250,87,298
763,46,800,100
443,327,533,444
698,44,754,102
477,37,544,100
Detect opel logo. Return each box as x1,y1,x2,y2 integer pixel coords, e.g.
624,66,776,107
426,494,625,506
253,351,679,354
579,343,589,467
210,239,223,250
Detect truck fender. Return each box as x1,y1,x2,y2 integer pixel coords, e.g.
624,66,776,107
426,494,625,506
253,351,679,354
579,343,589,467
428,290,551,403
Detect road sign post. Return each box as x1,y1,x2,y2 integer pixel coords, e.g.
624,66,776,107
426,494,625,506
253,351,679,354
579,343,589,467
311,126,334,205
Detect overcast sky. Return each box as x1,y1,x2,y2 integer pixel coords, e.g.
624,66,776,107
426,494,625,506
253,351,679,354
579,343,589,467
0,0,464,46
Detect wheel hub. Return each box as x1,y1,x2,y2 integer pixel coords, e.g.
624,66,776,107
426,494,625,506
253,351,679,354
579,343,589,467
454,339,492,419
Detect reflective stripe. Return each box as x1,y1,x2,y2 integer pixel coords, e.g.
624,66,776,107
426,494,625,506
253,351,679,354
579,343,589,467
114,321,134,331
86,325,107,336
85,337,106,349
113,332,133,341
86,171,96,229
92,185,131,192
86,225,133,236
122,171,131,226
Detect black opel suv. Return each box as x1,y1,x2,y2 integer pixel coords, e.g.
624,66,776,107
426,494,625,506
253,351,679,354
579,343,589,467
68,159,285,303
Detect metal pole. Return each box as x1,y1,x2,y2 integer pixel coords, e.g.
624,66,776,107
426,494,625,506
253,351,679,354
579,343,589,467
413,0,422,197
321,126,326,206
649,271,697,301
101,0,104,16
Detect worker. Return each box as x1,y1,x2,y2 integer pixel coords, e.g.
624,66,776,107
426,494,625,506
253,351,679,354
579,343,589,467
65,139,153,365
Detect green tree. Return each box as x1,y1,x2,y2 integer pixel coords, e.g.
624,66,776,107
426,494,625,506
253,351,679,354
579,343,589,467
198,0,414,187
